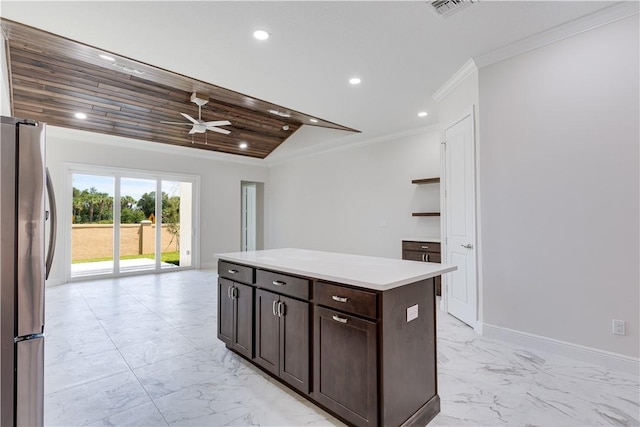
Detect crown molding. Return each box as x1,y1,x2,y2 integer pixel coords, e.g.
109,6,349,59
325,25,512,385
265,124,441,167
432,58,478,103
474,1,640,68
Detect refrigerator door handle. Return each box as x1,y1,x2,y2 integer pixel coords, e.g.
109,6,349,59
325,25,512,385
45,168,56,280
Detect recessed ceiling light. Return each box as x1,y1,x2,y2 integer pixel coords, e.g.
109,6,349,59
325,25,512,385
309,118,318,123
74,112,87,119
418,111,428,117
253,30,270,41
349,77,361,85
239,142,248,149
99,54,115,61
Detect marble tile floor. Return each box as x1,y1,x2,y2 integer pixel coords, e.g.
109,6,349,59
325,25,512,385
44,270,639,426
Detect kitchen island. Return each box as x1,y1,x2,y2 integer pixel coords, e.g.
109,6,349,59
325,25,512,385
215,248,456,427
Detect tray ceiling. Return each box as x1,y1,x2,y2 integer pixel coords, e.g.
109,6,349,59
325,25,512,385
1,19,358,159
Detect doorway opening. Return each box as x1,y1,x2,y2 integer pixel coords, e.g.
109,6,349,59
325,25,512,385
241,181,264,252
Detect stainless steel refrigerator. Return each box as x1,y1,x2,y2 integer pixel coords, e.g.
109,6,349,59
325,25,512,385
1,116,56,426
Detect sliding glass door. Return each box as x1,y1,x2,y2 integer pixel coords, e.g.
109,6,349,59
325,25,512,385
69,166,198,279
119,177,156,274
70,173,115,276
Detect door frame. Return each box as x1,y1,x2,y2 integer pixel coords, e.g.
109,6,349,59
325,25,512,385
63,163,200,282
440,106,482,333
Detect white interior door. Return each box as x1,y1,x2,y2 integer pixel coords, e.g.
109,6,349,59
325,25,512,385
443,109,477,327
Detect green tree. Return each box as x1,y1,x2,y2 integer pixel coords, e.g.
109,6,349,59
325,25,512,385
137,192,159,219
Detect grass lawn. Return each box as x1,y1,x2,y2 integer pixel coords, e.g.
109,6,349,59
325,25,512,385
73,251,180,266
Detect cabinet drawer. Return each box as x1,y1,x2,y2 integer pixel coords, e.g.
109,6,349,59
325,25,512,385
256,270,310,301
218,260,255,284
315,281,377,320
402,241,440,253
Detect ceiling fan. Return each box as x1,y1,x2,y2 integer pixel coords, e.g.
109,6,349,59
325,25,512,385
162,92,231,135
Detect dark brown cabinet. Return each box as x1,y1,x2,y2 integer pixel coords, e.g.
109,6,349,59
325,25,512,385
314,306,377,427
217,257,442,427
254,288,310,394
218,278,254,359
402,240,442,296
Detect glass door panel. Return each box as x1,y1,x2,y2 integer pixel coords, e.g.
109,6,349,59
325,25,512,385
161,180,192,269
70,174,115,278
119,178,156,273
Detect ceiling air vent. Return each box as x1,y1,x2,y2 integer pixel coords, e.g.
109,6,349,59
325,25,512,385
429,0,477,17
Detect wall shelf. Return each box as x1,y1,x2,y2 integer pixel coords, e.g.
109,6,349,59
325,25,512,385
412,177,440,185
412,177,440,217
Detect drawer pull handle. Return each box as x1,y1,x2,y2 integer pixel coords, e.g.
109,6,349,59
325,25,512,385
228,269,238,274
421,245,429,249
332,315,348,324
272,280,286,286
332,295,348,303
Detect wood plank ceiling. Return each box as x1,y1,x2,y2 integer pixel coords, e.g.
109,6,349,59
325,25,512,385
1,19,358,159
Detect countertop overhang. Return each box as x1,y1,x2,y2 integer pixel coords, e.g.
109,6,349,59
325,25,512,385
216,248,456,291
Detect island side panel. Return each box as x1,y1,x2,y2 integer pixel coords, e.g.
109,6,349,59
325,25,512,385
380,278,438,426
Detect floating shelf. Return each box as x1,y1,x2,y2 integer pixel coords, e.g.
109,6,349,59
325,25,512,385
412,177,440,185
412,212,440,217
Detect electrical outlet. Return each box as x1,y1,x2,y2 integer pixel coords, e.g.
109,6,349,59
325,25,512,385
407,304,419,322
613,319,626,336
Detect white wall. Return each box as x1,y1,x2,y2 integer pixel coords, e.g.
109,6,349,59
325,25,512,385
268,129,441,258
1,31,10,116
478,15,639,358
45,127,269,285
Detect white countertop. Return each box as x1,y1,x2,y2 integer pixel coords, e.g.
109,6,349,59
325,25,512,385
402,237,441,243
216,248,456,291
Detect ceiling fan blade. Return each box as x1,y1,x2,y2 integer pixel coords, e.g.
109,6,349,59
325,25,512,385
180,112,199,124
206,126,231,135
161,121,192,126
188,127,198,135
204,120,231,127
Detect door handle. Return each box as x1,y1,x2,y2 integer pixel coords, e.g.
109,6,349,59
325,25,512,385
227,285,232,299
461,244,473,249
45,168,57,280
277,301,285,317
272,300,277,316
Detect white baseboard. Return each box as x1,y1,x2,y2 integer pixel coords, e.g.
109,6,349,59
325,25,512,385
481,322,639,376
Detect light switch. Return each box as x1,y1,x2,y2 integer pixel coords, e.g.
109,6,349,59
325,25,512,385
407,304,419,322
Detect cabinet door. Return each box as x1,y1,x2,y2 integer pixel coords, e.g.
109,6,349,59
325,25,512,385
254,289,279,375
217,278,234,347
314,306,377,427
233,282,254,359
279,295,309,393
403,250,427,262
